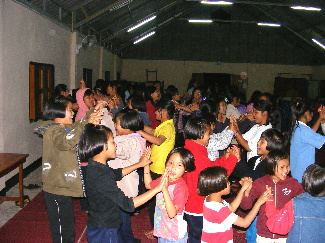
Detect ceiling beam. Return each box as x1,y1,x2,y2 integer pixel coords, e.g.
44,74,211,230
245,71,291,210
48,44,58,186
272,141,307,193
74,0,134,29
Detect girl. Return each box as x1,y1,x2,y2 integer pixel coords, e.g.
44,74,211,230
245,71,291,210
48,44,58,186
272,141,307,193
109,109,146,243
35,96,103,243
226,90,241,119
54,83,78,110
287,164,325,243
198,166,271,243
240,150,305,242
145,85,161,129
289,101,325,183
232,128,287,181
144,148,196,242
232,99,276,161
78,124,167,243
127,95,152,126
75,88,95,122
137,99,176,236
183,117,240,243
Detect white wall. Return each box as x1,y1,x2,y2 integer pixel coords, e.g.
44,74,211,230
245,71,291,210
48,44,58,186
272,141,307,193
121,59,317,98
0,0,71,189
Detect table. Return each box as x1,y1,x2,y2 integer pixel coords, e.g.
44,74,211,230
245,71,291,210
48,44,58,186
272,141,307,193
0,153,29,208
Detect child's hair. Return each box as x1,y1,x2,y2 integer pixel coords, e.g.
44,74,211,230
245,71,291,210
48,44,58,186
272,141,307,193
248,90,262,105
165,147,196,172
186,87,203,106
255,99,278,127
199,98,217,117
302,164,325,197
165,85,179,100
155,98,175,119
114,109,144,132
145,86,158,103
290,101,312,135
184,117,210,140
260,128,287,151
130,95,146,112
54,84,68,96
264,149,289,175
83,89,93,98
215,96,228,114
43,95,72,120
197,166,228,196
78,124,112,161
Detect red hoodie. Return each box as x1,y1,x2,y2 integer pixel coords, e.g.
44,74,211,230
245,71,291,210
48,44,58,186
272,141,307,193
240,175,304,239
183,139,237,215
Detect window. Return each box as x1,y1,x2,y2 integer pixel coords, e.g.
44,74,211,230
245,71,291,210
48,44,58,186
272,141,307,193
29,62,55,122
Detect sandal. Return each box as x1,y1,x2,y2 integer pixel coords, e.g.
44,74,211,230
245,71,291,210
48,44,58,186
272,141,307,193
15,195,30,206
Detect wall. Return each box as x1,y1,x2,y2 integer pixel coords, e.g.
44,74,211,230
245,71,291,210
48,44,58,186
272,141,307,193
121,59,316,98
0,0,71,189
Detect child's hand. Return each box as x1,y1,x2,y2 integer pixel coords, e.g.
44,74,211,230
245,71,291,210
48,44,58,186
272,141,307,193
162,168,170,193
94,100,108,111
138,147,152,167
256,185,272,205
88,111,103,125
228,145,241,161
239,177,252,191
156,169,169,192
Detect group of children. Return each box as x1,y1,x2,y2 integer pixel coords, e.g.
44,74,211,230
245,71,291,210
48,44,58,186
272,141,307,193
36,82,325,243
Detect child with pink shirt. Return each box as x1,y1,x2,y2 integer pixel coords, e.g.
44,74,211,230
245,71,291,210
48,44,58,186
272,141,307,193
144,147,196,242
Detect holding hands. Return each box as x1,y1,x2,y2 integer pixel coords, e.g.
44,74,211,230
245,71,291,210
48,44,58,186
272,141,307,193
256,185,273,205
138,147,152,168
225,145,241,161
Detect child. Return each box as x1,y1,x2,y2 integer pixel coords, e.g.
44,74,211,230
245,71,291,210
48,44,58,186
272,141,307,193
75,88,95,121
289,101,325,183
78,124,167,242
232,128,287,181
35,96,103,243
183,117,240,242
233,99,276,161
144,147,196,242
287,164,325,242
198,166,272,243
240,149,305,242
109,109,146,242
137,99,176,235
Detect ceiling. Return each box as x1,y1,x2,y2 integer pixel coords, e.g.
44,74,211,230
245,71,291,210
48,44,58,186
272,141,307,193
15,0,325,65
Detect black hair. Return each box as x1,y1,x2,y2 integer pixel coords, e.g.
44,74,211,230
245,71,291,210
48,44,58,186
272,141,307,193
155,99,175,119
264,149,289,176
83,89,93,98
43,95,72,120
259,92,274,103
78,124,112,161
255,99,278,127
226,89,240,104
130,95,146,112
260,128,287,151
54,84,68,96
302,164,325,197
290,101,313,135
114,109,144,132
215,96,228,114
132,83,146,97
248,90,262,105
198,166,228,196
165,147,196,172
184,117,210,140
165,85,179,100
199,98,217,117
145,86,158,104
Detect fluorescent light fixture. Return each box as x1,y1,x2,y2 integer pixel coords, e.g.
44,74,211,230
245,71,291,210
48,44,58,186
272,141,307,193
312,38,325,49
134,31,155,44
188,19,213,23
127,16,156,32
201,1,233,4
258,23,281,27
291,6,321,11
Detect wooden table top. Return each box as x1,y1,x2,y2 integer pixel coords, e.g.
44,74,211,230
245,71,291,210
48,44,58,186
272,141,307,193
0,153,29,172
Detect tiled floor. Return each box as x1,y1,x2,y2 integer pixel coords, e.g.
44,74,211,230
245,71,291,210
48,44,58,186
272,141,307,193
0,166,42,227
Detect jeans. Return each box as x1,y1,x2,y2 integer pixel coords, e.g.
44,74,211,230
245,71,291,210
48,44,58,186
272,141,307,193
158,233,188,243
246,216,257,243
118,209,137,243
43,191,75,243
184,213,203,243
86,227,118,243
